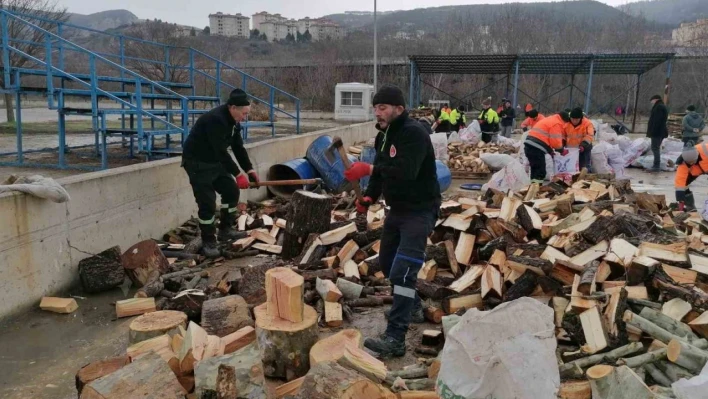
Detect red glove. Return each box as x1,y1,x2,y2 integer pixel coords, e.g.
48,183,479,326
247,170,259,184
344,162,373,182
578,146,584,153
356,196,373,213
560,148,569,156
235,174,250,189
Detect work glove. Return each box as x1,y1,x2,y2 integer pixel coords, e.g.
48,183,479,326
523,127,529,132
356,196,373,214
344,162,373,182
236,174,250,190
247,170,259,184
558,148,569,157
694,128,700,133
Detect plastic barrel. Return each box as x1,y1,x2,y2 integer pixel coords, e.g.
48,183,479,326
266,158,321,197
305,135,357,193
436,160,452,193
359,145,377,190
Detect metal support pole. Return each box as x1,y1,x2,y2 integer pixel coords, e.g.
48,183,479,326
584,59,594,115
100,113,107,169
269,88,275,137
89,55,98,156
296,99,301,134
408,60,415,107
136,79,144,154
631,74,642,133
215,62,221,100
373,0,377,91
164,47,170,82
189,50,195,97
15,90,22,164
664,58,673,107
416,72,421,107
2,13,11,89
57,23,64,71
512,60,520,111
45,35,54,109
568,75,575,109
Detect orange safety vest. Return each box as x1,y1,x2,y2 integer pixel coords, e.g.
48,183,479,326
525,103,534,112
675,142,708,191
564,117,595,147
521,113,545,129
527,114,567,151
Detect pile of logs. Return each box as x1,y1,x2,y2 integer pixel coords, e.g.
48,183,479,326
668,113,686,139
418,175,708,398
446,141,518,175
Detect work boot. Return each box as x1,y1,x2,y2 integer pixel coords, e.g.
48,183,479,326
200,223,221,258
217,208,247,242
364,335,406,358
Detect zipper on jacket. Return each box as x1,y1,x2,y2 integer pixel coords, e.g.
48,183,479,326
380,126,390,152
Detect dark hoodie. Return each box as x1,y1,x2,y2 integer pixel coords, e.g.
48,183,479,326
683,111,706,140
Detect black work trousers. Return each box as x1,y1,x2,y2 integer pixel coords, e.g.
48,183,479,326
524,143,548,182
579,143,592,171
651,136,664,169
182,160,240,241
379,205,438,341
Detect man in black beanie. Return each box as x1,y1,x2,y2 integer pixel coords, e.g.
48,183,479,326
343,85,441,358
182,88,259,258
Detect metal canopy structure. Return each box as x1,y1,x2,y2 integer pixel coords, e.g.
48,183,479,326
408,53,675,131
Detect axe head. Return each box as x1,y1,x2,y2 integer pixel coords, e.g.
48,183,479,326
324,136,345,164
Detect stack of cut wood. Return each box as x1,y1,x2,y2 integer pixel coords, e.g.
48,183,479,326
417,176,708,398
668,113,686,139
446,141,519,176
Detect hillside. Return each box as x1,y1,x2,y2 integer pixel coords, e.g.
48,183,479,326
327,0,641,33
620,0,708,27
68,9,139,32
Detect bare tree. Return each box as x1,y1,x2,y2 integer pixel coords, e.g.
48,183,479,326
0,0,67,122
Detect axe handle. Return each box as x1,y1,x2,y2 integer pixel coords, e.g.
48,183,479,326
249,179,321,187
336,145,365,201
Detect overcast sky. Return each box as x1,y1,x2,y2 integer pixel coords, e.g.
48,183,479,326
59,0,638,28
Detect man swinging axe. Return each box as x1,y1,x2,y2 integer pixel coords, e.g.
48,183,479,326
181,89,258,258
342,85,441,357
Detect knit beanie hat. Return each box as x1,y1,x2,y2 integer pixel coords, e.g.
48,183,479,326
570,107,584,119
482,97,492,107
227,89,250,106
687,105,696,112
683,145,699,165
650,94,662,101
528,109,539,118
372,85,406,107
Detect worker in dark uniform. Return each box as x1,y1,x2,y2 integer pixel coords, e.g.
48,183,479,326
181,89,258,258
343,85,441,358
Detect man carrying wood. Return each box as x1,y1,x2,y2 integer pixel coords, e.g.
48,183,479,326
181,89,258,258
564,107,595,170
673,143,707,211
343,85,441,358
523,111,570,183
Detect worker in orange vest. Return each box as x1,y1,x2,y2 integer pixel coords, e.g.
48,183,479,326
564,107,595,170
673,143,708,211
521,108,545,131
523,112,570,183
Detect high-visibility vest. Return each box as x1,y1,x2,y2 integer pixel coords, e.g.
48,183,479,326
527,114,566,151
525,103,534,112
564,117,595,147
438,108,451,122
521,114,545,129
675,142,708,191
450,109,460,124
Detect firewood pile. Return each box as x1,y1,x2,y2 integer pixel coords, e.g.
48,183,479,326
71,171,708,398
668,113,685,139
446,141,518,174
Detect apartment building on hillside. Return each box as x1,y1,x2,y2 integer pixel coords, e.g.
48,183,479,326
209,12,249,38
251,11,344,42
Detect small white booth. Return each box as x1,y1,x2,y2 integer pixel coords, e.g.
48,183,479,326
335,83,375,122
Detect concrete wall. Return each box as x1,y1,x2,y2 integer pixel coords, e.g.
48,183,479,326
0,121,376,319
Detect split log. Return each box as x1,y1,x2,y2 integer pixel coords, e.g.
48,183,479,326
343,260,361,280
135,279,165,299
418,260,438,282
424,305,444,324
78,246,126,293
116,298,156,318
571,274,598,312
320,223,358,246
179,321,209,374
316,278,343,302
587,365,654,399
219,325,256,355
122,240,170,287
337,278,364,301
296,361,391,399
689,311,708,338
252,243,282,254
417,280,455,300
39,297,78,314
421,330,443,347
238,262,279,305
166,289,206,320
448,265,484,293
81,352,185,398
276,376,305,398
252,229,276,245
577,262,599,295
454,233,476,266
254,303,319,380
551,260,583,286
517,205,543,233
667,338,708,374
265,267,305,323
425,245,449,267
201,295,254,338
481,265,502,298
396,391,440,399
299,268,338,283
310,329,363,366
558,342,644,379
570,241,608,267
503,270,538,302
128,310,187,344
443,241,459,276
325,301,344,327
442,294,483,314
75,356,131,396
194,342,268,398
126,335,179,375
638,242,688,264
580,306,609,354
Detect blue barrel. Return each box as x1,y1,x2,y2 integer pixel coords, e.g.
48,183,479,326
436,160,452,193
359,145,377,190
267,158,320,197
306,135,357,193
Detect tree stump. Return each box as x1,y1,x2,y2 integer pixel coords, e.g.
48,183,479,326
81,352,185,399
194,342,268,398
128,310,188,344
201,295,254,337
78,246,125,293
282,191,331,260
254,303,318,380
122,240,170,287
75,355,130,396
296,361,392,399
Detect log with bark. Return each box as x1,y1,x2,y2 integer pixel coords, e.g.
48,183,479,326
296,361,392,399
78,246,126,293
238,262,280,305
254,303,319,380
201,295,254,338
75,356,131,396
194,342,268,398
122,240,170,287
558,342,644,379
128,310,188,344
